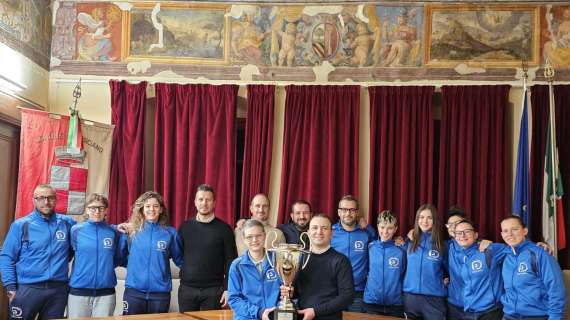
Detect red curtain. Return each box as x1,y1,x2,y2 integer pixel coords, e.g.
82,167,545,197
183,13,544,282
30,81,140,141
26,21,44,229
154,83,238,228
438,85,510,241
277,85,360,224
108,80,147,224
240,85,275,218
368,86,435,234
529,85,570,269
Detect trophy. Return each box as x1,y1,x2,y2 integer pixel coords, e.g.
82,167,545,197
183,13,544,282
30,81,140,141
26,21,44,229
266,231,311,320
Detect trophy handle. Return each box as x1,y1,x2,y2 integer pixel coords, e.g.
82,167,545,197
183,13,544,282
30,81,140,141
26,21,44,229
268,229,278,249
300,231,311,270
266,249,275,269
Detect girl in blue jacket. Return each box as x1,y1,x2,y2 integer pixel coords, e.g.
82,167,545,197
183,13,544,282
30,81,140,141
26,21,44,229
122,191,183,315
500,215,566,320
228,219,281,320
363,210,406,317
402,204,447,319
68,193,127,318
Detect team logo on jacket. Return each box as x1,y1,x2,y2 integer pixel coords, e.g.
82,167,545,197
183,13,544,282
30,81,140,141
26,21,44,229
55,230,66,241
123,301,129,312
517,262,529,274
354,241,364,251
156,241,167,251
103,238,113,248
11,306,23,318
388,257,400,268
471,260,483,272
266,269,278,281
427,250,440,260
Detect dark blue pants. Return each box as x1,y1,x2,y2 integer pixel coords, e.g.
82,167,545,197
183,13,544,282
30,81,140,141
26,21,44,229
403,293,447,320
9,282,68,320
365,302,405,318
450,303,503,320
122,288,170,315
503,315,547,320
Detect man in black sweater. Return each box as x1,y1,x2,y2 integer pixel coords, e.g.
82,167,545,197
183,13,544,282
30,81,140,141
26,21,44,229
278,200,312,250
294,214,355,320
177,184,237,311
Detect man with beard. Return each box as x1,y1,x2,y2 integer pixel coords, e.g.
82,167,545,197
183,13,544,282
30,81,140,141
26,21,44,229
331,195,375,313
278,200,312,250
0,184,76,319
177,184,237,311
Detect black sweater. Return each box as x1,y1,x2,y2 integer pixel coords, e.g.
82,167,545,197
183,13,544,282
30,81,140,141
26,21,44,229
178,217,237,289
296,247,355,320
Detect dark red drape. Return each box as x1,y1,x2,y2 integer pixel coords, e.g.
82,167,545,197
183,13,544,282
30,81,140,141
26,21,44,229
529,85,570,269
240,85,275,218
368,86,435,235
154,83,238,228
277,85,360,224
438,85,510,241
108,80,147,224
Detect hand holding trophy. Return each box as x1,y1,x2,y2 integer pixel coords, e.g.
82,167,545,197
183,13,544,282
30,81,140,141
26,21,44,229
266,231,311,320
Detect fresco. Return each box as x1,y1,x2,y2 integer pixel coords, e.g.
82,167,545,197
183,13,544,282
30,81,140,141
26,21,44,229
427,5,539,66
542,5,570,67
52,2,76,61
376,5,423,67
126,4,228,63
75,3,122,61
0,0,52,69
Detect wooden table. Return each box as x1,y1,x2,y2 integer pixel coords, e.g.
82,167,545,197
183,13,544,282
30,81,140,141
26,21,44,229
82,310,401,319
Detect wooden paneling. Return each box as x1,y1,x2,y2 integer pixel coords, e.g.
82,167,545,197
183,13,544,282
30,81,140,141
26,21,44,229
0,120,19,320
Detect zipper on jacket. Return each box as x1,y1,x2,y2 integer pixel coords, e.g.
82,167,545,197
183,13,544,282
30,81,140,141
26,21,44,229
95,224,99,289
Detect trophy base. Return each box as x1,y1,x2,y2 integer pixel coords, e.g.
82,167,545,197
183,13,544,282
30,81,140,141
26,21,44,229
273,308,297,320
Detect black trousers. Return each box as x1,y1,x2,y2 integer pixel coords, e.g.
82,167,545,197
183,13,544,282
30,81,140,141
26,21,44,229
178,283,223,312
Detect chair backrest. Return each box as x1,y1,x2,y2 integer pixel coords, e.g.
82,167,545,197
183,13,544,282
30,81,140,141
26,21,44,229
113,260,180,315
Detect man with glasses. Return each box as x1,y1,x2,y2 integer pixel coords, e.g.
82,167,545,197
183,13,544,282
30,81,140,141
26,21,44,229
0,184,76,319
330,195,375,313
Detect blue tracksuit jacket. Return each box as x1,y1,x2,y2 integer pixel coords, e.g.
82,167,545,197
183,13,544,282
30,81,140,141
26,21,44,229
403,232,447,297
0,209,76,291
125,221,183,293
446,239,465,307
331,223,375,292
69,220,127,291
363,239,406,306
501,240,566,320
460,242,507,312
228,252,281,320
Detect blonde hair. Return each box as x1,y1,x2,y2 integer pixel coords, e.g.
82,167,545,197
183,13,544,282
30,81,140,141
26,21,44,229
129,191,169,237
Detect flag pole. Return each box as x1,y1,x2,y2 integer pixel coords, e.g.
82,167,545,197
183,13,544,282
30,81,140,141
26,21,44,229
544,58,558,254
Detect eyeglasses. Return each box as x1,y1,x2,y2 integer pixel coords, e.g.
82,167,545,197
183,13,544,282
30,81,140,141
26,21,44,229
454,229,474,237
34,196,56,203
339,208,358,213
244,234,264,242
87,206,107,212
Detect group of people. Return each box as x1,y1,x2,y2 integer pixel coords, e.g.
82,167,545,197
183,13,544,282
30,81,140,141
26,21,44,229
0,183,567,320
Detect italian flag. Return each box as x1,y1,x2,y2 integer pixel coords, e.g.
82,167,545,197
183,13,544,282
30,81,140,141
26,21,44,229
542,104,566,252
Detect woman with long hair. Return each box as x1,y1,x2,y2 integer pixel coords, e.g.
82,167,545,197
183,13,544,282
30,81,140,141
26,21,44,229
68,193,126,318
122,191,183,315
402,204,447,319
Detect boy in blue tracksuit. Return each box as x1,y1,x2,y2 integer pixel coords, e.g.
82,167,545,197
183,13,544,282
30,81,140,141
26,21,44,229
331,195,376,313
451,219,507,320
228,219,281,320
0,184,76,320
403,204,448,319
68,193,127,318
122,192,183,315
443,207,468,318
363,210,406,318
500,216,566,320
